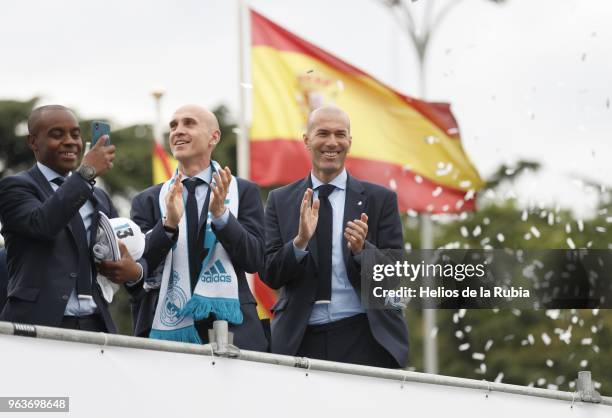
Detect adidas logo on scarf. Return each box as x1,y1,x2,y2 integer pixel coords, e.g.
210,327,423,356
201,260,232,283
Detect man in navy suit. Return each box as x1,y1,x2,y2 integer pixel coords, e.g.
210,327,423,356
264,106,408,368
0,105,144,332
130,104,268,351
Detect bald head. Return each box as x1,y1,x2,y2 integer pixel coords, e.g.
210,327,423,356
28,105,76,136
306,105,351,134
173,104,219,132
169,104,222,174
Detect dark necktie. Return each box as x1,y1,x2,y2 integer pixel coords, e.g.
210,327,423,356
52,177,92,298
183,177,206,290
315,184,335,302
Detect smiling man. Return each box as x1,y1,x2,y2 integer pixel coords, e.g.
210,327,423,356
0,105,144,332
130,104,268,351
263,105,409,368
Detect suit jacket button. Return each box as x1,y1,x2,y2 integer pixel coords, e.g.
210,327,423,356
62,295,69,301
69,272,77,278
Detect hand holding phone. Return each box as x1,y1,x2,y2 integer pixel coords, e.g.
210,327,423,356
92,121,111,146
81,122,116,178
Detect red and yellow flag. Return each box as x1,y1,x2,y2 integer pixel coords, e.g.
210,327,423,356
152,142,177,185
250,10,483,213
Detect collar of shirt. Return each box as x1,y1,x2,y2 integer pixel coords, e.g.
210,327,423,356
310,169,347,191
37,161,66,184
182,164,213,185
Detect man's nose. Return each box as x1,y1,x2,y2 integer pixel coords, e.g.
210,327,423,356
63,135,80,145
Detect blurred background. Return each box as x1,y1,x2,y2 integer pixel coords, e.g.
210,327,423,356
0,0,610,395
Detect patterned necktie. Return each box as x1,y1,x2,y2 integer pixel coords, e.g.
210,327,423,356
315,184,335,302
52,177,92,298
183,177,206,290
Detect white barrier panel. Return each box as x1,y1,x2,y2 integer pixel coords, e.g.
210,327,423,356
0,333,609,418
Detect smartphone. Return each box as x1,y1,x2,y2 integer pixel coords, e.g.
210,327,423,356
92,121,111,146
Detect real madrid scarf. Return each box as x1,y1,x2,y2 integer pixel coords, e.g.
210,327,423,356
150,161,242,343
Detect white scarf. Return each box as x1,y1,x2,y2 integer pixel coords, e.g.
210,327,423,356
150,162,242,344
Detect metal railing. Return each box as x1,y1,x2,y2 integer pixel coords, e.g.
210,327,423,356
0,320,610,406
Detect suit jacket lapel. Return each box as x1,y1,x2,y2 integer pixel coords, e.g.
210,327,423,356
28,164,79,246
342,174,367,267
28,165,54,198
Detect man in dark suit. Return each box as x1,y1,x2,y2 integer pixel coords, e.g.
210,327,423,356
130,104,268,351
264,105,408,368
0,105,145,332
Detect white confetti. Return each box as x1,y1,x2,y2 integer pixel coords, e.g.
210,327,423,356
527,334,534,345
537,378,546,386
464,189,475,200
459,180,471,188
580,360,588,368
455,330,464,339
595,226,606,233
414,175,423,184
530,226,541,238
431,326,439,338
432,186,443,197
546,310,560,320
424,135,438,145
473,225,482,237
521,210,528,221
565,223,571,234
524,233,531,241
581,338,592,345
458,343,470,351
541,333,551,345
566,237,576,249
485,340,493,351
407,209,418,217
472,352,485,361
494,372,504,383
547,213,554,226
460,226,469,237
496,233,505,242
389,179,397,190
577,219,584,232
546,359,554,367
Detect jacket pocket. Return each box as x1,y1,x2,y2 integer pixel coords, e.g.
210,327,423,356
8,286,40,302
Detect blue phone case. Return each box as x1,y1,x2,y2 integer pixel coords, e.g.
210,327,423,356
92,121,111,145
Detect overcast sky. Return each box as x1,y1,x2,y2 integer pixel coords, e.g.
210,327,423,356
1,0,611,215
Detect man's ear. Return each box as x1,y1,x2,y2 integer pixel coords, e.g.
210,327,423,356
211,130,221,146
303,133,310,150
26,134,37,152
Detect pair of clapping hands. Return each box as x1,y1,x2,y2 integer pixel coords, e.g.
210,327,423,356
163,167,233,229
293,188,368,255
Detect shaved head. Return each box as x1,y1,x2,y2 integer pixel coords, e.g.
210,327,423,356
306,105,351,134
173,104,219,132
28,105,76,136
169,104,222,175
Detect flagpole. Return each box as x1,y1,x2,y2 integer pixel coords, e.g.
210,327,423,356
414,17,438,377
152,88,164,146
237,0,250,180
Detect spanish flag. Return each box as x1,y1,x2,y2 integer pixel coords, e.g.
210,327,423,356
152,142,177,185
250,10,483,213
